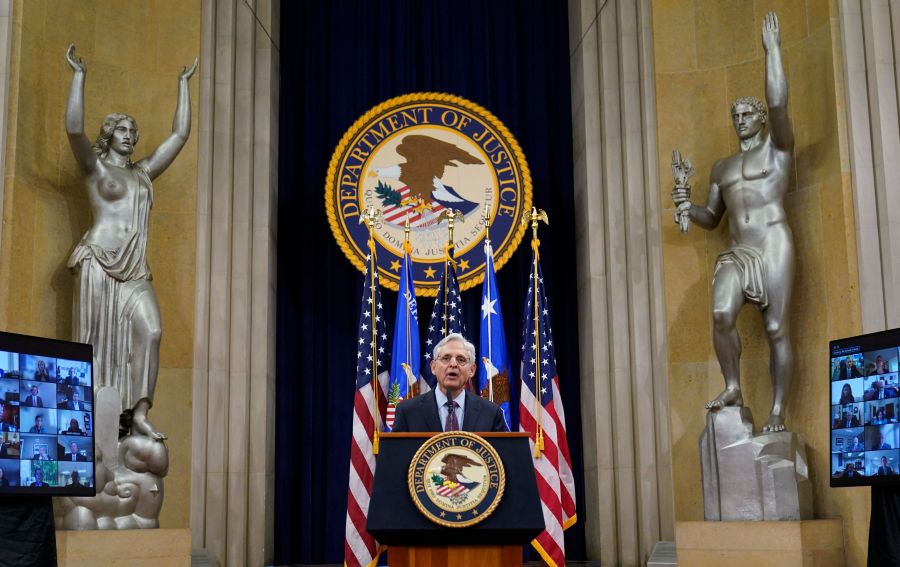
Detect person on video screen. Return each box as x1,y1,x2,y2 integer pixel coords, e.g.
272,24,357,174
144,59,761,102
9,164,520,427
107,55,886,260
0,404,16,433
31,446,50,461
848,436,865,452
865,381,888,401
869,355,890,377
64,418,83,435
22,385,43,408
839,383,856,404
836,409,860,428
61,368,79,387
873,431,893,450
33,360,50,382
64,441,87,462
66,390,86,411
0,468,8,487
877,455,895,476
30,468,45,487
28,415,46,434
67,469,84,488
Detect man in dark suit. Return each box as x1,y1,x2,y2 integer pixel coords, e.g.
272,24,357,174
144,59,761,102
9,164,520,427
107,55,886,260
22,385,43,408
873,432,893,450
878,456,895,476
392,333,507,433
835,410,859,429
63,441,88,462
65,391,86,411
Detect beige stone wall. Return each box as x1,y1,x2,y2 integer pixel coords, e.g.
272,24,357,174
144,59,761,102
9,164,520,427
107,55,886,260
0,1,201,528
653,0,867,564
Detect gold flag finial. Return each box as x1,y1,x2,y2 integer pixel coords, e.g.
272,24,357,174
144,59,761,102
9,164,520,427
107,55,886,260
522,206,549,240
359,206,384,229
438,209,464,249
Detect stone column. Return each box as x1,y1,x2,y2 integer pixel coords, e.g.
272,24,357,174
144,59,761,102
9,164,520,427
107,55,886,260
190,1,279,566
839,0,900,331
0,0,11,255
569,1,674,565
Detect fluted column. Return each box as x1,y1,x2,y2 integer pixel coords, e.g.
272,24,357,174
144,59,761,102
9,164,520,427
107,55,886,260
569,1,674,565
839,0,900,331
0,0,15,255
191,1,279,566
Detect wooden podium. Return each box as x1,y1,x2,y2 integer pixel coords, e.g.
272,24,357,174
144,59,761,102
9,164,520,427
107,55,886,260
367,432,544,567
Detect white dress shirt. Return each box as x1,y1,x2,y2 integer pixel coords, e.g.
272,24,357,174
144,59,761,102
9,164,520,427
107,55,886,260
435,388,466,431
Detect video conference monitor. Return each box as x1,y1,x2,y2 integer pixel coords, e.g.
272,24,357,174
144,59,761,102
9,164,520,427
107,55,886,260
0,331,95,495
831,328,900,487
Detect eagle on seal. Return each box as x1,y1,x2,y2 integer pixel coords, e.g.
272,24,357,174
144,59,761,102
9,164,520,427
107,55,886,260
440,452,483,483
372,134,481,215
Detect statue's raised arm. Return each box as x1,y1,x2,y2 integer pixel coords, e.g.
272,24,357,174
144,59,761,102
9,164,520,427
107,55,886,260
65,44,98,173
762,12,793,151
136,58,197,180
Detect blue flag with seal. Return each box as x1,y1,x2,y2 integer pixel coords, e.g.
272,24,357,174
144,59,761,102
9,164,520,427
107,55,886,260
387,242,419,430
477,239,511,430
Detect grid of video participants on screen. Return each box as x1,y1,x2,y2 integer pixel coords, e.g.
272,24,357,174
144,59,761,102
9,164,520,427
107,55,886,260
0,350,94,489
831,347,900,480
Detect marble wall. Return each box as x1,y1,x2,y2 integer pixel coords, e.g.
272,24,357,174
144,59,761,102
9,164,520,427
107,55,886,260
653,0,867,564
0,0,201,529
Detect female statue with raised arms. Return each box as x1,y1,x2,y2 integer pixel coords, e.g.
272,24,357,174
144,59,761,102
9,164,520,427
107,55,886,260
64,44,196,440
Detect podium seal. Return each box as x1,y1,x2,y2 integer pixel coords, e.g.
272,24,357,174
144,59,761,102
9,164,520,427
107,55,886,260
325,92,531,296
408,431,505,528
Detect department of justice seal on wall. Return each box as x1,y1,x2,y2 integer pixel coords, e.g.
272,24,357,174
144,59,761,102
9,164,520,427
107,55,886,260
325,93,531,296
408,431,505,528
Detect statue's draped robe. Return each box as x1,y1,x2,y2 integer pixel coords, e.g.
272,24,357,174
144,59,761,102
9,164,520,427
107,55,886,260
68,165,155,411
714,245,769,310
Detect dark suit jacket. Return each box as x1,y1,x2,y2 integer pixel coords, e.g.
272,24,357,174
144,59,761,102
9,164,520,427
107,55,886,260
62,453,88,462
22,396,43,408
65,401,86,411
834,417,860,428
391,390,508,433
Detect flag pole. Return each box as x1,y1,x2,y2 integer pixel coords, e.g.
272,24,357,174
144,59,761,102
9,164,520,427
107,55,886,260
438,209,463,336
483,204,494,402
524,206,549,457
360,207,384,454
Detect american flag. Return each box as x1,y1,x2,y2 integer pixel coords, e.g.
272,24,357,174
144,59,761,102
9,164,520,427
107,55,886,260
519,256,577,567
344,253,390,567
422,256,466,390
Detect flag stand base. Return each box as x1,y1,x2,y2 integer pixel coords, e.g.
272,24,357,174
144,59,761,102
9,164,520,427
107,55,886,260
388,544,521,567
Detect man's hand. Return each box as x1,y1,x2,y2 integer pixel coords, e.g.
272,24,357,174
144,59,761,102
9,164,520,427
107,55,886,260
762,11,780,53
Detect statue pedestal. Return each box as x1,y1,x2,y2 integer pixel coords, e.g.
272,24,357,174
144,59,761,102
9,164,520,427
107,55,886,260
675,520,845,566
56,528,191,566
700,406,812,520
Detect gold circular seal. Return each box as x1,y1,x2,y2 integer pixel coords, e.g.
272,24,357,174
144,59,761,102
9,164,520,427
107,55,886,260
407,431,506,528
325,93,532,296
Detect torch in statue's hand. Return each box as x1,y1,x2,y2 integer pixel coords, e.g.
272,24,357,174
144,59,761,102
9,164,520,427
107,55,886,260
671,149,694,233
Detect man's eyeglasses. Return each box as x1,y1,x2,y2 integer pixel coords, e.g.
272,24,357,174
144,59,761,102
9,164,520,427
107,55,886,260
437,354,470,366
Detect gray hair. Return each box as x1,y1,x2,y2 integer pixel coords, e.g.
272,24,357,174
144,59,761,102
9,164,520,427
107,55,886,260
433,333,476,365
730,96,767,124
